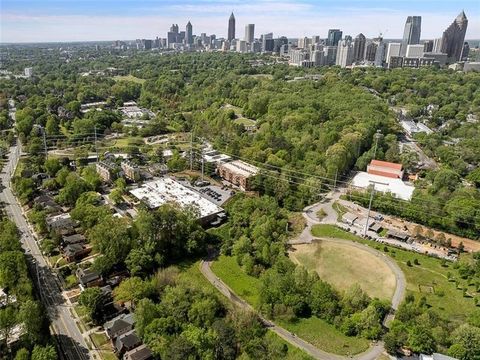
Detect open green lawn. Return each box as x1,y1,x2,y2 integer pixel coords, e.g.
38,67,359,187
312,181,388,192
90,332,110,350
113,75,146,84
278,317,370,356
311,224,478,323
311,224,360,241
290,241,396,300
211,255,262,307
211,255,371,355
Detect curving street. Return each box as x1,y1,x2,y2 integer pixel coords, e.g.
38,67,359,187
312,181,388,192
200,194,406,360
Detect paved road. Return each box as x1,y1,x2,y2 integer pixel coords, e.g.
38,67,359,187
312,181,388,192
199,260,347,360
0,143,90,360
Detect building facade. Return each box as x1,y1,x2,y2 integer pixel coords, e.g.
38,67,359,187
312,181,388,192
186,21,193,45
228,12,235,41
352,33,366,62
245,24,255,44
217,160,259,191
336,39,354,67
401,16,422,56
327,29,342,46
440,11,468,62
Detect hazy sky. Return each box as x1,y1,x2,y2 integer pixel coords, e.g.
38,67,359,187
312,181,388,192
1,0,479,43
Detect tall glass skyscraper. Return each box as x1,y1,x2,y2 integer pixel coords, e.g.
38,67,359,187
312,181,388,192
441,11,468,62
228,13,235,41
400,16,421,57
327,29,342,46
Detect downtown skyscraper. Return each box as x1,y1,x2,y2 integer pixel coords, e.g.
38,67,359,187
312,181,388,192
245,24,255,44
441,11,468,62
400,16,421,57
327,29,342,46
228,12,235,41
352,33,366,62
186,21,193,45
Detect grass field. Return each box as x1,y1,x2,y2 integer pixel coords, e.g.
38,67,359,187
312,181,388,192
278,317,370,356
113,75,146,84
210,255,262,307
311,224,360,241
290,241,396,300
311,224,478,323
210,255,372,355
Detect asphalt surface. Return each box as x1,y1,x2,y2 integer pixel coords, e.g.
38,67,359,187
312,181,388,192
0,143,90,360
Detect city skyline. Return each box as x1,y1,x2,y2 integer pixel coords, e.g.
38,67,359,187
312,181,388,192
1,0,479,43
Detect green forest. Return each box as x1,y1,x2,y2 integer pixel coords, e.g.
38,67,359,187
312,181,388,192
1,48,480,359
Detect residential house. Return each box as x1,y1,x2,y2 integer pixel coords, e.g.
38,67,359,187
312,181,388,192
62,233,86,246
124,344,153,360
104,313,135,340
62,243,91,262
76,268,103,289
114,330,141,356
46,213,75,234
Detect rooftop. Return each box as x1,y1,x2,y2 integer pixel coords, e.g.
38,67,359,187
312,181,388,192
352,172,415,201
129,178,223,218
369,160,403,170
219,160,259,178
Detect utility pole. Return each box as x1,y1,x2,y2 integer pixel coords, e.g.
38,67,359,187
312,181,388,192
190,132,193,171
333,167,338,191
364,180,388,236
94,125,99,162
41,126,48,159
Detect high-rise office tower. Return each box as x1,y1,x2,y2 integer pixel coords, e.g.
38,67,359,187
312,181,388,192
352,33,366,62
440,11,468,62
186,21,193,45
312,35,321,45
423,40,434,53
401,16,421,56
462,42,470,61
228,12,235,41
170,24,179,34
245,24,255,43
365,41,377,62
373,38,385,67
336,39,354,67
327,29,342,46
261,33,273,52
323,46,338,65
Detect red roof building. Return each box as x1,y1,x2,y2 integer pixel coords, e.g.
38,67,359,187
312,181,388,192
367,160,404,179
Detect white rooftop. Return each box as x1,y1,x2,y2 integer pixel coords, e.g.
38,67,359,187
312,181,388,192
352,172,415,201
203,150,231,163
130,178,223,218
220,160,259,178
